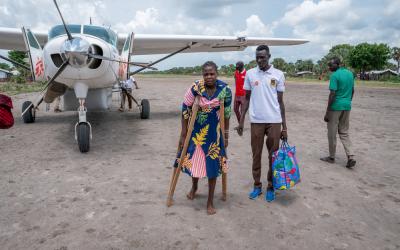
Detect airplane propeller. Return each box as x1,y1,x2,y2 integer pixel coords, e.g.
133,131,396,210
85,53,158,70
53,0,73,41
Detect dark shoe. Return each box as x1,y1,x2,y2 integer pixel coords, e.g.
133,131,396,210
346,159,356,168
320,156,335,163
265,188,275,202
248,187,262,200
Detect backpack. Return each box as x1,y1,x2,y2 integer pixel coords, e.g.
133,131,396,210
0,94,14,129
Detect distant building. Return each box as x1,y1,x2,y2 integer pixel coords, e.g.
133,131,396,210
0,68,12,82
295,71,313,77
363,69,399,81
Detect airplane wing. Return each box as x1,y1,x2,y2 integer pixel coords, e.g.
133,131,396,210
119,34,308,55
0,27,308,54
0,27,47,51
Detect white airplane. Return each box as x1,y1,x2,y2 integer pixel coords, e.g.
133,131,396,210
0,0,308,153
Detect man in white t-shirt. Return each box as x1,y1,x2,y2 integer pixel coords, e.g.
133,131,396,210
237,45,288,202
119,76,138,111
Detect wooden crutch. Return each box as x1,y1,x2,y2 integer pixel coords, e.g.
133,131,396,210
220,101,227,201
167,96,200,207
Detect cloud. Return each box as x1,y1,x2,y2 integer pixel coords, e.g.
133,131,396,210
113,7,237,36
174,0,255,19
235,15,274,37
0,0,108,29
276,0,399,55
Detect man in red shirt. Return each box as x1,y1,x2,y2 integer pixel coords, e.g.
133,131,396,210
234,61,246,128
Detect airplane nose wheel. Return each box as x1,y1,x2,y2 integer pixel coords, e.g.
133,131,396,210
22,101,36,123
77,122,91,153
75,99,92,153
140,99,150,119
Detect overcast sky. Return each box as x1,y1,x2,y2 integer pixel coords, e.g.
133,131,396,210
0,0,399,70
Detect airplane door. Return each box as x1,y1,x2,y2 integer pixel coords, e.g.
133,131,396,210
119,32,134,80
21,27,45,82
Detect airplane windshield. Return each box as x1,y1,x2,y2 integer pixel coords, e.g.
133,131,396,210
48,25,117,47
83,25,117,47
48,25,81,39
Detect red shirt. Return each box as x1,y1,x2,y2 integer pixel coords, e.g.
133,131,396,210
234,69,246,96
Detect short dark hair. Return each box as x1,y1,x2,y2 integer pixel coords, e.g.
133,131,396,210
236,61,244,67
331,57,341,65
202,61,218,72
256,45,270,53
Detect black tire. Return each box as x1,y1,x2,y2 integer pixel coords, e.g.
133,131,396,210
22,101,35,123
140,99,150,119
77,123,90,153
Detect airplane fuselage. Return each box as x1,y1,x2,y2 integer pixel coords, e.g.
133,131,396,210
43,26,121,90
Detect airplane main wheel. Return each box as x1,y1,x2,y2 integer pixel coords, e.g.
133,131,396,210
77,123,90,153
140,99,150,119
22,101,35,123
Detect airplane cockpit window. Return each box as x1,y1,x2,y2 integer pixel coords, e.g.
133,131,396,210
83,26,117,47
48,25,81,40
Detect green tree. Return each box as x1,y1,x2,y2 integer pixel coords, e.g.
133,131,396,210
324,44,354,67
246,60,257,69
285,62,296,76
271,58,287,71
348,43,391,73
295,59,314,72
8,50,27,66
0,62,11,70
8,50,30,81
391,47,400,73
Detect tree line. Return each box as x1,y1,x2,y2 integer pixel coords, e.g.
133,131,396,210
143,43,400,79
1,43,399,81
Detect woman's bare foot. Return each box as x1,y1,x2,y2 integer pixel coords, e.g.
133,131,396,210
207,205,216,215
221,193,227,201
186,187,197,200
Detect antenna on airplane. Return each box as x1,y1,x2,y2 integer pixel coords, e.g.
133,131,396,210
90,17,92,25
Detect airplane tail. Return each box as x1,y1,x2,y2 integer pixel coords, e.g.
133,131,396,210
21,27,46,82
119,32,134,80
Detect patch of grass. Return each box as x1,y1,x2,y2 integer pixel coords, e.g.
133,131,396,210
0,81,46,95
355,80,400,88
286,77,400,88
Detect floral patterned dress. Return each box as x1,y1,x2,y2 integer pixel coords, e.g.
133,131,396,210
174,79,232,179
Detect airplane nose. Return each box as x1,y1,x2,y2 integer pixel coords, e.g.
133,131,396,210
61,37,90,68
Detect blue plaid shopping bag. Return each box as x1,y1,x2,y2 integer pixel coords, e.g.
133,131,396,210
272,140,301,190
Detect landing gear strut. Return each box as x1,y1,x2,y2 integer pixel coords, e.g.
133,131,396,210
122,87,150,119
74,99,92,153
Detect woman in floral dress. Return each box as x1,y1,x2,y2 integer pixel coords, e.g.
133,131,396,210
175,61,232,215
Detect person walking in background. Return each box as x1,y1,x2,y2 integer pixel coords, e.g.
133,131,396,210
321,57,356,168
119,76,136,112
233,61,246,129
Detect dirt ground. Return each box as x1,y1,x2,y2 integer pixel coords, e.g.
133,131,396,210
1,76,399,250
